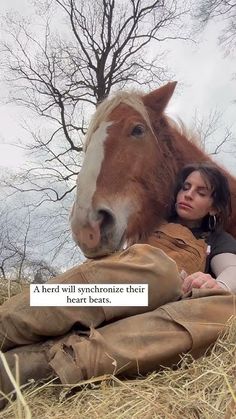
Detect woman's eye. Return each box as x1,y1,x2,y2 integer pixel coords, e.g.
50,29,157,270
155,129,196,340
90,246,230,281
131,124,145,137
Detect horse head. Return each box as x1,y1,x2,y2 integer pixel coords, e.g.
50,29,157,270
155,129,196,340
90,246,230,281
70,82,181,257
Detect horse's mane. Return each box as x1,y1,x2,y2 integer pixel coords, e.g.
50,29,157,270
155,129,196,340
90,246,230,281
165,116,202,147
84,90,155,151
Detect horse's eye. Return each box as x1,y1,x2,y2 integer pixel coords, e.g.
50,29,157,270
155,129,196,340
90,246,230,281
131,124,145,137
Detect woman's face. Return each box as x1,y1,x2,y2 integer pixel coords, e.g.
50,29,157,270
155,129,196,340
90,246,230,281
176,170,216,228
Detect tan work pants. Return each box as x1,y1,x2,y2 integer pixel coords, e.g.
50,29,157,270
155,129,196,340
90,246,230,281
0,244,182,351
48,289,235,383
0,244,234,387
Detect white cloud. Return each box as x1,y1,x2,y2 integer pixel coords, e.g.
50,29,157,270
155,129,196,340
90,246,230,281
0,143,25,168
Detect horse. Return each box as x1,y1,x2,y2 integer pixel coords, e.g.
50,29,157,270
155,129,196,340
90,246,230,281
70,82,236,258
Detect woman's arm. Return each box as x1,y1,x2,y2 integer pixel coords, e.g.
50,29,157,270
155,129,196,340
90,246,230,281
182,252,236,293
211,253,236,293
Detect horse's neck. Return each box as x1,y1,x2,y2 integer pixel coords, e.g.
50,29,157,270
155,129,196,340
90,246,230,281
221,169,236,238
172,131,210,168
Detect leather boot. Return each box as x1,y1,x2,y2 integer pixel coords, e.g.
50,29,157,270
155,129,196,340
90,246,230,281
0,341,56,409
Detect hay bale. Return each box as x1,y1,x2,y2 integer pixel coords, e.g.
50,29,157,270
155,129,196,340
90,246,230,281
1,317,235,419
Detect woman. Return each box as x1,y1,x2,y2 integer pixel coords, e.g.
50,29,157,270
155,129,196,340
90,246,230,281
144,162,236,294
0,163,236,407
170,163,236,293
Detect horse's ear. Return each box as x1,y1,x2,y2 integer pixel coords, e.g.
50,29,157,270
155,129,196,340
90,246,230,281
143,82,177,114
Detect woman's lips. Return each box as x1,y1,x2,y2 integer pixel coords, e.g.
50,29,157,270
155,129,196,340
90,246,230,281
178,202,193,209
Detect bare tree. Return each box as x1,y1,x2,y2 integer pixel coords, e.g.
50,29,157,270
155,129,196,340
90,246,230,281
192,108,235,155
196,1,236,55
0,206,59,282
0,209,30,281
0,0,191,206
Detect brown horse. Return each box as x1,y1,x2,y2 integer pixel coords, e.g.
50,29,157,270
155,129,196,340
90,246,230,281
70,82,236,258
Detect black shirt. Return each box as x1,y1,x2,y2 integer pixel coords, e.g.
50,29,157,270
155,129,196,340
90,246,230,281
190,227,236,275
207,230,236,260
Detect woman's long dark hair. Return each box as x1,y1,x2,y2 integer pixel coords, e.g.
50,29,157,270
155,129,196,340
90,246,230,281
169,163,232,231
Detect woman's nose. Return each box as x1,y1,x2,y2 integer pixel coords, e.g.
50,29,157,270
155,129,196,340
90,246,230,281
184,189,193,199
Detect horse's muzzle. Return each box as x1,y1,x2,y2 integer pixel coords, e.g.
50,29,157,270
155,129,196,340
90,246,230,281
70,205,122,257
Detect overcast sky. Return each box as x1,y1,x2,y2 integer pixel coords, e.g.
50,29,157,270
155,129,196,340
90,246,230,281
0,0,236,174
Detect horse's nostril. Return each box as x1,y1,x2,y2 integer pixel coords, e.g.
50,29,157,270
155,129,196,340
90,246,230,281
97,209,115,230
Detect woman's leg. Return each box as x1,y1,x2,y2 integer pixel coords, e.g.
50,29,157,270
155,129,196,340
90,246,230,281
48,289,235,383
0,244,182,351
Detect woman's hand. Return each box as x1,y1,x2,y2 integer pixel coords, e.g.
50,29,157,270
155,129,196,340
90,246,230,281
182,272,223,293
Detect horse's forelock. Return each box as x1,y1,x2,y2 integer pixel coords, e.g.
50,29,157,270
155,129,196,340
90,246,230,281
84,91,155,151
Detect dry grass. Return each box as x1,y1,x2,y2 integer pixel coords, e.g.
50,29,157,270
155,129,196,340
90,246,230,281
0,318,235,419
0,278,29,306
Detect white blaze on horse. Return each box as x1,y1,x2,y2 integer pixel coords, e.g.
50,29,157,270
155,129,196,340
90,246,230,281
70,82,236,258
